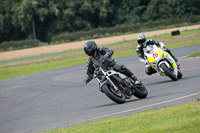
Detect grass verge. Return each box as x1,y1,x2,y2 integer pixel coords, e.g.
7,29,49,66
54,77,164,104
0,38,200,80
0,57,88,80
185,51,200,58
41,100,200,133
1,39,199,81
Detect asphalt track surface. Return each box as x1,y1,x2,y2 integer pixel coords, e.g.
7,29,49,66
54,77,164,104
0,44,200,133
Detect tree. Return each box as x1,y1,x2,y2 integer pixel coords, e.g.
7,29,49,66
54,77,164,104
13,0,48,40
0,0,24,43
1,0,200,44
143,0,173,21
171,0,200,17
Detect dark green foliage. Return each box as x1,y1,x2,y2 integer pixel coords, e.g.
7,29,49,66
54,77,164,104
0,40,40,51
0,0,200,49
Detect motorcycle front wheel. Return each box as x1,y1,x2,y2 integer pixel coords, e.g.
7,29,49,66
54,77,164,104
160,63,178,81
178,69,183,79
101,84,126,104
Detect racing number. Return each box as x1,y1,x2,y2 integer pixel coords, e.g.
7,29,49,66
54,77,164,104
153,52,158,59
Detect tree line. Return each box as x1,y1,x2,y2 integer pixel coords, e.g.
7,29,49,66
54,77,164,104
0,0,200,44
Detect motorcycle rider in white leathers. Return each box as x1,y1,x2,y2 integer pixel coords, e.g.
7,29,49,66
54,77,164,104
136,33,178,75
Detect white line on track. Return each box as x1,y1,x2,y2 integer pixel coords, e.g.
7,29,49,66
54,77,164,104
71,91,200,126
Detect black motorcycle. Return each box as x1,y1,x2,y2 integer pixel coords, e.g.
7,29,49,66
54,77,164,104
94,65,148,104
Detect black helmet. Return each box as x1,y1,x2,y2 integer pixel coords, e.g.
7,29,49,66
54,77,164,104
137,33,147,45
84,41,97,56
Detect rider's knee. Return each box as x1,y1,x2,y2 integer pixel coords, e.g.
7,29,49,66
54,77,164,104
121,65,127,71
113,63,122,72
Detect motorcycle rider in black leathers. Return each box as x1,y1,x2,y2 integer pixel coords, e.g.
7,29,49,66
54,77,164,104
136,33,178,75
84,40,138,84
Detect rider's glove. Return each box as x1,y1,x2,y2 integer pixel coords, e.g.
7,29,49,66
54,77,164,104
103,54,109,63
159,42,166,49
85,75,92,84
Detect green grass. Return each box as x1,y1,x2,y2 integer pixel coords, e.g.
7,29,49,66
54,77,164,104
185,51,200,58
166,39,200,49
1,38,199,80
41,100,200,133
0,57,88,80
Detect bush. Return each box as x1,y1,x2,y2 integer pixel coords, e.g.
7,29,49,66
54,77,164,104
51,16,200,44
0,39,40,51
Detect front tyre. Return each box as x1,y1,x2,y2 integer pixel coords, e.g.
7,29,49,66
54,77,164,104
101,84,126,104
178,69,183,79
160,63,178,81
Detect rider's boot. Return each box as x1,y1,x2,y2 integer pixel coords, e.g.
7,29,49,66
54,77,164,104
121,65,140,84
145,66,157,75
131,75,141,84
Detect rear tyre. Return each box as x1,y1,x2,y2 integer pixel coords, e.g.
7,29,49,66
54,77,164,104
101,84,126,104
160,63,178,81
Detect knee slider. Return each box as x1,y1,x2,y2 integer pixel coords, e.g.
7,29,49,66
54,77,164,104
113,63,121,71
121,65,127,71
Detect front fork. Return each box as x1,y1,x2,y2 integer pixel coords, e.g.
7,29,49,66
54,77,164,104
95,74,119,92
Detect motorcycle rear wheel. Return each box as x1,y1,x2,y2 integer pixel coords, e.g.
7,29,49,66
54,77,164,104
101,84,126,104
133,82,148,99
160,63,178,81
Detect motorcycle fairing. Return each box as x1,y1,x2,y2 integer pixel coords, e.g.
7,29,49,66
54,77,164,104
144,45,178,77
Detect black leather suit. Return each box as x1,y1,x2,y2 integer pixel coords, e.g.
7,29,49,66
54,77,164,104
86,47,137,81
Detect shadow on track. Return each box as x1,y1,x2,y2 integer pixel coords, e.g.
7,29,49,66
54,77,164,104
148,91,183,99
145,71,200,86
145,79,174,86
179,74,200,80
90,99,141,109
